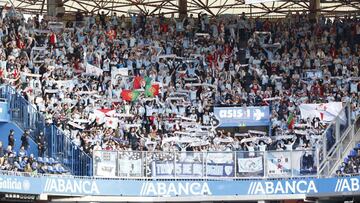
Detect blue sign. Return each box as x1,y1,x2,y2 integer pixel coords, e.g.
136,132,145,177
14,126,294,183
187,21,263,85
151,161,234,177
214,106,270,127
3,174,360,197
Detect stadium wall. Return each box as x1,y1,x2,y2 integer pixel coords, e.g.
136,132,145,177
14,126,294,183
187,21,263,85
0,122,38,156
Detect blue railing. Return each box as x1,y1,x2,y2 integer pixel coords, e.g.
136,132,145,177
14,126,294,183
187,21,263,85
0,85,93,176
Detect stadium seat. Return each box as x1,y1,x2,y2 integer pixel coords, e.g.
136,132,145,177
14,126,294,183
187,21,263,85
349,150,357,157
49,157,59,165
37,157,44,164
47,166,54,174
43,157,50,165
354,143,360,150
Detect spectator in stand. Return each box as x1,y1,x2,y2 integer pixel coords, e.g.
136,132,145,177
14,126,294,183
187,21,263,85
0,141,4,165
37,132,45,157
0,8,358,162
8,129,15,149
21,130,29,150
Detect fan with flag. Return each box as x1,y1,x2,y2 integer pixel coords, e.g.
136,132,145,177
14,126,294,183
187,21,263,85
145,84,160,97
89,108,117,126
287,113,295,130
133,76,152,89
121,90,140,102
133,76,143,89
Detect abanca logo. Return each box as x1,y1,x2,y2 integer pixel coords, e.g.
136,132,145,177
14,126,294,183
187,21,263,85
140,182,212,196
334,178,360,192
43,178,100,194
247,180,318,195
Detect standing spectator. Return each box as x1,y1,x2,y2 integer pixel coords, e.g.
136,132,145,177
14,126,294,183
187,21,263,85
0,141,4,165
98,11,110,28
8,129,15,148
21,130,29,150
37,132,45,157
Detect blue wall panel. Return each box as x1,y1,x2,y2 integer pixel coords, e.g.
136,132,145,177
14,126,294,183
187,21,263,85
0,122,38,156
0,102,10,122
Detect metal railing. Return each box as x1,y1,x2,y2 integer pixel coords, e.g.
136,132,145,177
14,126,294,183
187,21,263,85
0,85,93,176
0,85,45,143
93,150,317,179
317,102,354,176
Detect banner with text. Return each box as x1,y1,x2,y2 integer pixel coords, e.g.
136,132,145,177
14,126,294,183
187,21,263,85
2,173,360,197
93,151,117,177
214,106,270,127
266,151,304,177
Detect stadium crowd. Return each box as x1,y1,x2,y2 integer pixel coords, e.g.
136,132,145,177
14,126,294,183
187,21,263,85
0,6,358,169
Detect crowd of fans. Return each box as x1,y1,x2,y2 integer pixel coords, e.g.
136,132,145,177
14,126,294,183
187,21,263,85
0,130,68,174
0,6,358,169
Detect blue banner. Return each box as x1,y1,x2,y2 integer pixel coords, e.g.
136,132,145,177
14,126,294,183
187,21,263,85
214,106,270,127
3,174,360,197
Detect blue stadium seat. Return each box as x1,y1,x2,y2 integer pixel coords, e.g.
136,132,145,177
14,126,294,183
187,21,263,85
49,157,59,165
43,157,50,165
349,150,357,157
58,166,68,174
37,157,44,164
47,166,54,173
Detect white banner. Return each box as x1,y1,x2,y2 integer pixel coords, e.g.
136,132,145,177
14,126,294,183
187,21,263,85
96,162,117,177
266,152,292,176
206,153,233,164
118,159,142,177
266,151,303,176
299,102,344,122
94,151,117,177
237,156,263,173
86,63,103,76
111,68,128,85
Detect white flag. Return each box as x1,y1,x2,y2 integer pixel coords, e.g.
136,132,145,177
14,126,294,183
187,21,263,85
105,117,119,129
86,63,103,76
89,109,109,124
299,102,344,122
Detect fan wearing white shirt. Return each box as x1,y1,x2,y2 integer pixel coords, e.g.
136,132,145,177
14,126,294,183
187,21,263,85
284,137,296,151
245,142,255,157
257,141,267,152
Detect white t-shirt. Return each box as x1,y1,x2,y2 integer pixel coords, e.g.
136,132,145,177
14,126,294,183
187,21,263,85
258,144,266,152
284,143,293,151
247,145,255,156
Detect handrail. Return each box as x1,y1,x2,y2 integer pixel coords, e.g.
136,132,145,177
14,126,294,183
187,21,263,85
0,169,318,181
318,102,352,172
0,85,93,176
328,126,360,176
92,149,318,179
318,102,357,176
